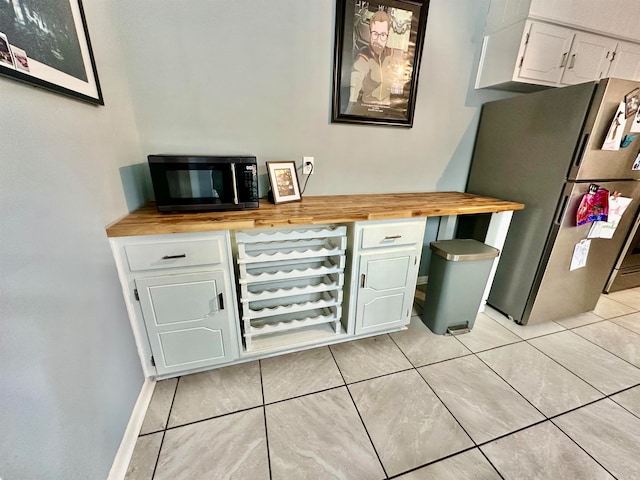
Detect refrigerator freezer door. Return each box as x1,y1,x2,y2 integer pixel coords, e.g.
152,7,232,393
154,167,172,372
525,180,640,324
569,78,640,181
467,82,596,322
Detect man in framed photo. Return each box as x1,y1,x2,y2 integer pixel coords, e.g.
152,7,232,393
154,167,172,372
349,10,394,108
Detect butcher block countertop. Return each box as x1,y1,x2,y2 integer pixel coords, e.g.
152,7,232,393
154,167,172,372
105,192,525,237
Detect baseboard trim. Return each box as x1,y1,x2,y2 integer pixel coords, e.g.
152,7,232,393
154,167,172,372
107,378,156,480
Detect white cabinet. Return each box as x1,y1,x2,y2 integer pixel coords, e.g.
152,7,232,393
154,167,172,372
559,31,616,85
517,22,575,85
234,226,347,353
136,271,236,376
350,219,426,335
477,2,640,90
478,20,629,90
110,232,240,377
608,41,640,82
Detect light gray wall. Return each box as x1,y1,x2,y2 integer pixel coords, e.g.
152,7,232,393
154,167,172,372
113,0,515,275
0,2,145,479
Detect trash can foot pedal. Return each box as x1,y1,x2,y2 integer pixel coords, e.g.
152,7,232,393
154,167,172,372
447,325,471,335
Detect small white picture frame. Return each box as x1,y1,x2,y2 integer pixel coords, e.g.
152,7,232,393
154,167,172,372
266,161,302,204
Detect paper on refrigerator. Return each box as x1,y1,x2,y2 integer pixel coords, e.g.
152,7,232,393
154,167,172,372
588,195,633,239
570,239,591,271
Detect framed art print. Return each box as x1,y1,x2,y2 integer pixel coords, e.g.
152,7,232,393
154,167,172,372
267,161,302,204
331,0,429,127
0,0,103,105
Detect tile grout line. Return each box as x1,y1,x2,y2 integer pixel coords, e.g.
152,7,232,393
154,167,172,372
482,311,569,342
327,344,390,479
471,346,558,419
477,448,507,480
150,376,180,480
547,416,620,479
384,446,478,480
388,334,478,443
523,332,635,397
258,360,273,480
162,404,265,432
570,320,640,369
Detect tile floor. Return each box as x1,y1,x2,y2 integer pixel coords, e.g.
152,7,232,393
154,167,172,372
125,287,640,480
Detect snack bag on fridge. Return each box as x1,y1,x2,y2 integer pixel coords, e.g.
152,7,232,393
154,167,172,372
576,186,609,226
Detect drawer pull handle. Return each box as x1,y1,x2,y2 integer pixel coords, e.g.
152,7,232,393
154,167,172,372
360,274,366,288
384,235,402,240
218,293,225,310
162,254,186,260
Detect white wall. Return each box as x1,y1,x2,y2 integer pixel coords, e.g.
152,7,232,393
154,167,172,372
0,2,144,479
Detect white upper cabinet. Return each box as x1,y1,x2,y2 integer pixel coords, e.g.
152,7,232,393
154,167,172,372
559,31,617,85
518,22,574,84
477,0,640,90
608,41,640,82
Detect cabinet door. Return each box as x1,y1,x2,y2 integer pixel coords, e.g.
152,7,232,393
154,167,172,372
609,41,640,81
518,22,574,84
136,271,236,375
560,31,617,85
355,250,416,335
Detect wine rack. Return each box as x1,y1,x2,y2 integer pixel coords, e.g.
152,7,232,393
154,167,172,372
234,226,347,351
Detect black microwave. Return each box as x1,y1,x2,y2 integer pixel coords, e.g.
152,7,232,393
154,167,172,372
148,155,259,212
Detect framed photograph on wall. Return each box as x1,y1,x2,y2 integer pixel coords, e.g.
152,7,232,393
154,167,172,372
331,0,429,127
0,0,103,105
267,161,302,204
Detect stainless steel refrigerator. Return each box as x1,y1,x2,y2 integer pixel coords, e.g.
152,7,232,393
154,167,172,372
464,78,640,325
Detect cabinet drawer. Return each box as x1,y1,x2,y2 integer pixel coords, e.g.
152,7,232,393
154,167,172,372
361,222,424,249
125,238,222,271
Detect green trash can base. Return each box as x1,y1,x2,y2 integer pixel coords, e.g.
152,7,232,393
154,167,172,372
422,239,499,335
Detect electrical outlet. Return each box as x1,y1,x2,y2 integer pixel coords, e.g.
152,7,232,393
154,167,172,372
303,156,315,175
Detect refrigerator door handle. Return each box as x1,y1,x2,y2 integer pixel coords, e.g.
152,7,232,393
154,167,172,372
572,134,590,171
555,195,570,226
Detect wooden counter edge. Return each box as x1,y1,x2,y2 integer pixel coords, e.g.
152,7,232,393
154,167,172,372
105,192,525,238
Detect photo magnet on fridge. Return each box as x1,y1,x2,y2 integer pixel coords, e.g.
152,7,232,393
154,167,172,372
631,108,640,133
602,102,627,151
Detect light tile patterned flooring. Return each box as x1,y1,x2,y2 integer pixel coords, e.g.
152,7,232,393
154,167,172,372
126,287,640,480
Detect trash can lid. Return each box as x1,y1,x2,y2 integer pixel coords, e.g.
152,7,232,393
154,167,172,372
430,239,499,261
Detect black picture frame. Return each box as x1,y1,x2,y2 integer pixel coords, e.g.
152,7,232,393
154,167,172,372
266,161,302,204
0,0,103,105
625,87,639,119
331,0,429,127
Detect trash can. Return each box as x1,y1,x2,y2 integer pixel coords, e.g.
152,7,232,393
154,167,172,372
422,239,499,335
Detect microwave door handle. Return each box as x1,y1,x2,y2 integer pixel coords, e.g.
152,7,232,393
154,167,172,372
230,164,239,204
